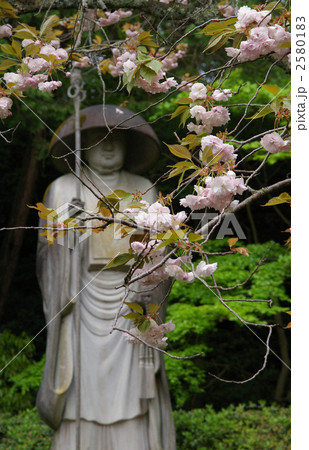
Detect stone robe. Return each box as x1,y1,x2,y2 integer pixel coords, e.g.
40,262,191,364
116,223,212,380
36,170,176,450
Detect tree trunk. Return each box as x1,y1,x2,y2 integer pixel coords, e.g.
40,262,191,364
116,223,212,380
0,146,39,320
274,313,291,403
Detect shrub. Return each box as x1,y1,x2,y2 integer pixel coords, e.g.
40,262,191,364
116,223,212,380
0,408,52,450
165,240,290,409
174,403,291,449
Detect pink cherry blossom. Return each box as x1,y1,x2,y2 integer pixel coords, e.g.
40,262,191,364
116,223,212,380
200,135,236,162
212,89,232,102
195,261,217,278
162,48,186,71
190,82,207,101
218,4,234,18
21,39,35,47
225,47,241,58
0,96,13,119
123,59,137,75
125,318,175,349
208,106,230,127
260,132,291,153
0,24,12,38
38,80,62,92
4,72,27,90
180,171,246,212
187,122,213,135
179,193,209,211
235,6,271,30
164,264,195,283
23,57,51,73
73,56,91,68
190,105,207,122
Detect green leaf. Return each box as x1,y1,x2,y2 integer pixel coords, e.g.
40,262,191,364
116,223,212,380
137,31,158,48
201,17,237,35
122,312,142,320
13,30,35,39
105,253,133,269
0,59,17,71
25,43,40,57
233,32,244,48
165,143,191,160
1,44,16,56
146,59,162,74
149,304,160,314
204,32,232,54
11,39,22,58
262,192,291,206
40,14,59,38
176,96,191,105
246,105,274,119
262,84,281,96
107,190,131,201
263,1,284,10
171,105,188,120
124,302,144,314
188,233,203,242
140,64,157,84
277,42,291,49
138,318,151,333
180,109,191,128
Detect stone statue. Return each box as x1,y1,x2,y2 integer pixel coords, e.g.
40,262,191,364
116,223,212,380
36,105,176,449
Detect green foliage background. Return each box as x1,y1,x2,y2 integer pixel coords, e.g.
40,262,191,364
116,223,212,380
0,3,290,447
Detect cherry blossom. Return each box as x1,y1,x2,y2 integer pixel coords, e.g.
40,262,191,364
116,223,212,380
260,132,291,153
98,9,132,27
125,318,175,349
226,24,291,63
212,89,232,102
0,24,12,38
218,4,234,18
0,96,13,119
200,135,236,163
180,171,246,212
195,261,217,278
38,80,62,92
189,82,207,101
190,105,207,122
73,56,91,68
165,264,195,283
207,106,230,127
234,6,271,30
23,57,51,73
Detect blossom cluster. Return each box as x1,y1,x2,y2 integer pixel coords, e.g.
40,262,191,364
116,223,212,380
200,135,237,163
106,23,186,93
159,0,187,4
130,239,217,286
0,24,12,38
180,170,246,212
187,83,232,134
4,40,67,94
0,96,13,119
260,131,291,154
124,201,187,234
218,3,235,18
125,318,175,348
225,7,291,63
98,9,132,27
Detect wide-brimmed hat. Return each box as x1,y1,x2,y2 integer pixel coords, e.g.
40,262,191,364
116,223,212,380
49,104,161,174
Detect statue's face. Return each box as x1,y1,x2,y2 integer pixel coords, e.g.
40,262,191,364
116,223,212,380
84,129,126,174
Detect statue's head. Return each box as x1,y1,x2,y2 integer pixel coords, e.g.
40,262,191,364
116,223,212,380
83,129,126,175
49,104,160,175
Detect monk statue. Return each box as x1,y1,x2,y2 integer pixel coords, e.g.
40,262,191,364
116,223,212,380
36,105,176,449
